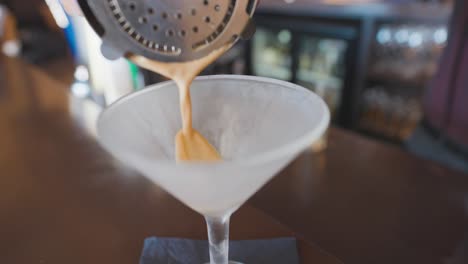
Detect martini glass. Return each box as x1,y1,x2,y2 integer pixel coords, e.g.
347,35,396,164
97,75,330,264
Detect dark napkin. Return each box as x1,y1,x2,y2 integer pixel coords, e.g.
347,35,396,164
140,237,300,264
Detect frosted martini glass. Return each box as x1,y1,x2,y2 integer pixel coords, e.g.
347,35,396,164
97,75,330,264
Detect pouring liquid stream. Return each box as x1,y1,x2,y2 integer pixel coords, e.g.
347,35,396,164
130,45,230,162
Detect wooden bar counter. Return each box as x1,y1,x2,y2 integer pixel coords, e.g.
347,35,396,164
0,56,466,264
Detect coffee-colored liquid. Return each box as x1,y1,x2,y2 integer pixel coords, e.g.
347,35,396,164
130,45,230,161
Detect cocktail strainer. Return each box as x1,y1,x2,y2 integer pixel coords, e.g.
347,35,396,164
78,0,257,62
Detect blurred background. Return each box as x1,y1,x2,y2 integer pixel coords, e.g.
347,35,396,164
1,0,466,171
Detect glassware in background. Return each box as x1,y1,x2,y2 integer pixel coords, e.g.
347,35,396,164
360,22,447,142
297,36,347,118
252,27,293,80
369,23,447,86
359,87,423,141
251,27,348,120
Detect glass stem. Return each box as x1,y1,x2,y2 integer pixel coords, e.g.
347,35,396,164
205,214,231,264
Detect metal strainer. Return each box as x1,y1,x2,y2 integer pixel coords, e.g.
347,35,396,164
78,0,258,62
